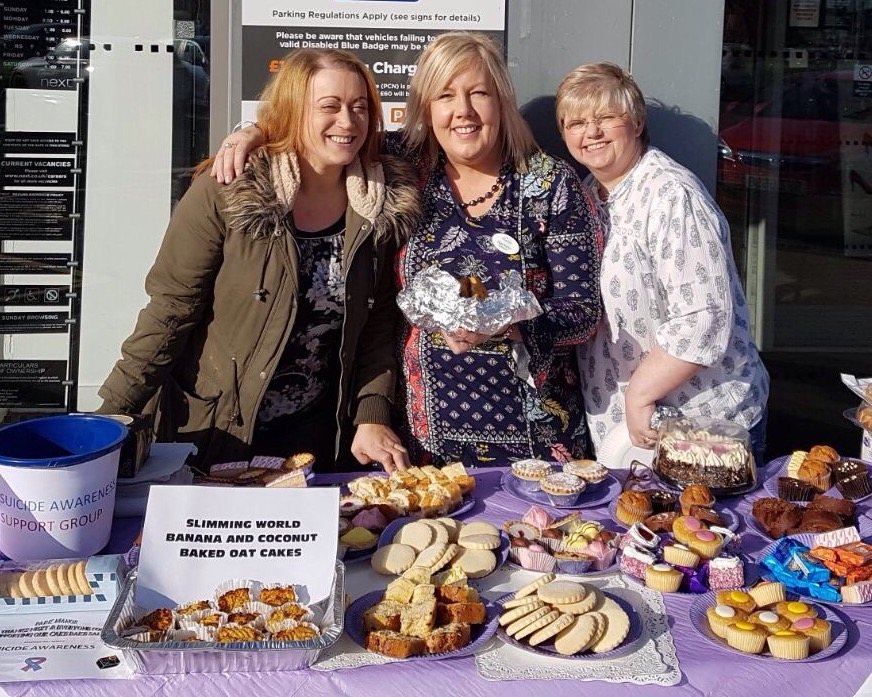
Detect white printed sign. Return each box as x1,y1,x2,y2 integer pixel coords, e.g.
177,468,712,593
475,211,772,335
136,486,339,608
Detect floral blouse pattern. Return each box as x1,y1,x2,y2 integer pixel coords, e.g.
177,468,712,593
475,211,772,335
577,147,769,451
388,134,603,466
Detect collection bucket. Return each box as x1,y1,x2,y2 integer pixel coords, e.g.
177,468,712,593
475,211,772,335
0,414,128,561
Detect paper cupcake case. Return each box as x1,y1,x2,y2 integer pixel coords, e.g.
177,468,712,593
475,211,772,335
500,470,622,510
607,499,740,532
762,454,872,505
688,590,848,662
101,562,345,674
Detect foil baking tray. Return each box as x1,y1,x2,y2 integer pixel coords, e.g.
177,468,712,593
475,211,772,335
100,560,345,673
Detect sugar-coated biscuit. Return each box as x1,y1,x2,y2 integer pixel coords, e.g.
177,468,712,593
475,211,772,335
536,580,587,605
514,573,556,599
44,565,62,597
499,599,546,626
458,521,501,539
503,605,552,634
434,518,463,542
554,613,600,655
513,610,561,640
457,534,501,550
449,548,496,579
393,521,435,552
371,544,417,575
414,542,449,569
528,612,575,646
589,599,631,653
418,520,450,544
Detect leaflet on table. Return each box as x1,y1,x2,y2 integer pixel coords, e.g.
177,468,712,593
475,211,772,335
841,373,872,405
0,610,133,682
136,486,339,608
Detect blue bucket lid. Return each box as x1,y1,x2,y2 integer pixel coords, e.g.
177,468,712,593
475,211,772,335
0,414,128,468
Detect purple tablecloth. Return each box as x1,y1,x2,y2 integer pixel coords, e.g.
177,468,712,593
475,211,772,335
4,467,872,697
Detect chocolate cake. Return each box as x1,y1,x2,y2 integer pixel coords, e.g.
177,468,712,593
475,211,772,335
751,498,803,538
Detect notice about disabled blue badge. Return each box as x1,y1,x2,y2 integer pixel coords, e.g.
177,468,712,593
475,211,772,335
854,63,872,97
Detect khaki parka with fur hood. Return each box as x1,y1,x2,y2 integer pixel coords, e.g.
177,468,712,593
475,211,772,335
98,150,419,471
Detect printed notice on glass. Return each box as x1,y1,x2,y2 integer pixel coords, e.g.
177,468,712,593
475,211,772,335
0,360,68,408
240,0,506,129
137,486,340,608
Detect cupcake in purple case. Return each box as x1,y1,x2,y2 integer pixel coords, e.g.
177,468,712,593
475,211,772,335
516,543,557,573
554,551,594,574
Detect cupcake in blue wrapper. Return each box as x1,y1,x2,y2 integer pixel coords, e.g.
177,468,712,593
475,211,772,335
554,550,595,574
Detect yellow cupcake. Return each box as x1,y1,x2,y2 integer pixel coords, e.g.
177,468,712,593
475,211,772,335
644,563,683,593
686,529,723,559
747,582,786,608
791,617,832,652
767,630,810,660
707,604,747,639
775,601,818,622
671,515,705,545
716,590,756,614
662,544,700,568
725,620,768,654
749,610,791,633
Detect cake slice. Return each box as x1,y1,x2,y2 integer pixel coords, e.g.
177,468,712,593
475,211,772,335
436,601,487,625
365,630,425,658
424,623,472,654
399,598,437,638
363,601,404,632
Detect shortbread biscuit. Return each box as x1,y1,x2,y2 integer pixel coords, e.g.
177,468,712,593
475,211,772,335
435,517,463,542
393,521,435,552
514,573,556,599
459,521,500,538
503,605,551,634
554,613,600,655
589,599,631,653
430,543,459,572
54,564,75,596
419,519,450,544
536,580,587,605
450,548,496,578
513,610,561,640
44,565,62,597
1,571,21,598
499,599,546,626
415,542,449,569
503,595,544,610
401,566,433,585
457,534,501,550
18,571,35,598
31,569,51,597
71,560,92,595
372,544,417,575
528,612,575,646
551,586,598,615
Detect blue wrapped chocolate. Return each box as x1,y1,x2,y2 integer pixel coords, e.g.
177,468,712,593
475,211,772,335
789,549,831,583
805,581,842,602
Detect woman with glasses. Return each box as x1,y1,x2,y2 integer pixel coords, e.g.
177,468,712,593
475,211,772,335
555,62,769,463
213,34,603,467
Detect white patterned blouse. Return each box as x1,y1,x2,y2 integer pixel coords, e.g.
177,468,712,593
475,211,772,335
577,147,769,452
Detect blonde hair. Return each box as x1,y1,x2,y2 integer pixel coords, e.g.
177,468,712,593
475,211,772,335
257,48,383,166
403,32,537,171
555,62,649,148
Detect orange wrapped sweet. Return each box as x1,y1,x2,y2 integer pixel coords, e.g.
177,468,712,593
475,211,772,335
847,565,872,584
835,541,872,567
809,546,838,563
823,559,852,577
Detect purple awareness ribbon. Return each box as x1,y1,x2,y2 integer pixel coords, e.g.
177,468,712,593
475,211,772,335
22,657,46,672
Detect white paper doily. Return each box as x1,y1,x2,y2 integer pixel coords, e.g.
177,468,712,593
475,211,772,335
474,570,681,685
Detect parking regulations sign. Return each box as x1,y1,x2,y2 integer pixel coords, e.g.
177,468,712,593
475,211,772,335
239,0,507,130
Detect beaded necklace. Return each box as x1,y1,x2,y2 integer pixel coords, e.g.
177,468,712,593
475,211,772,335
460,165,512,208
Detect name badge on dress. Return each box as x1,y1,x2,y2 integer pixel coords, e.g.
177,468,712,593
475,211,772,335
491,232,520,255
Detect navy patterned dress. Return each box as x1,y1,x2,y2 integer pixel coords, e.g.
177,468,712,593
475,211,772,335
388,135,603,467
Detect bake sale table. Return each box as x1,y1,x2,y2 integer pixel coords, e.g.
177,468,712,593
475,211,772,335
3,467,872,697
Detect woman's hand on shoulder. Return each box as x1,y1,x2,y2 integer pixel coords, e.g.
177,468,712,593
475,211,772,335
211,125,265,184
351,424,410,474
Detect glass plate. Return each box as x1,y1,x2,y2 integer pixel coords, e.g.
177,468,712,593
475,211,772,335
500,471,622,510
494,590,643,659
376,517,510,576
344,590,499,660
761,454,872,504
606,499,740,531
755,526,872,607
688,589,848,660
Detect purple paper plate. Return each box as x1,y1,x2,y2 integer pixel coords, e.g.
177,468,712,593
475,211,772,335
755,527,872,608
493,590,643,659
376,517,510,576
606,499,740,532
688,589,848,661
762,454,872,505
345,590,499,660
500,471,622,510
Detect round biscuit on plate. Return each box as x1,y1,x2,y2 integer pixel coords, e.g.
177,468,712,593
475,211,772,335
414,542,449,569
459,521,500,538
528,612,575,646
499,600,546,627
513,609,561,640
371,544,417,575
450,548,496,578
418,519,450,544
392,521,435,552
536,580,587,605
458,533,501,550
588,599,630,653
552,585,598,615
434,517,463,542
503,595,545,611
553,613,600,655
514,572,556,599
503,605,553,635
429,543,459,572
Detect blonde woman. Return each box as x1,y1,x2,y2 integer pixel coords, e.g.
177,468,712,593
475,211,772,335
99,49,420,473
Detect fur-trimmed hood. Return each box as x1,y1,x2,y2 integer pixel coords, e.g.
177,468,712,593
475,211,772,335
223,150,420,245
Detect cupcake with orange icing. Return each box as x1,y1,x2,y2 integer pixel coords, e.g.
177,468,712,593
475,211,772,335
716,590,756,613
775,600,818,622
791,617,832,652
686,529,723,559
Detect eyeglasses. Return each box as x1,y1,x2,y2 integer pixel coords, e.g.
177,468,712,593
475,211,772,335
564,113,627,135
